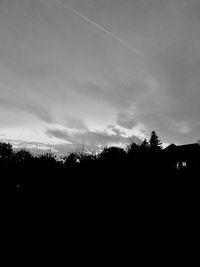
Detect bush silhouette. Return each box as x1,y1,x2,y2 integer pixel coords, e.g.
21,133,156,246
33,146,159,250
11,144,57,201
100,147,126,162
14,149,33,164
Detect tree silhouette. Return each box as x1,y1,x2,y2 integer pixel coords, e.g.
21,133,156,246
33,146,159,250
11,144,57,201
149,131,162,152
0,142,13,163
140,139,149,151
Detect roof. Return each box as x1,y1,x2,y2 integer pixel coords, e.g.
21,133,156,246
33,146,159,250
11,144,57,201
164,143,177,151
164,143,200,159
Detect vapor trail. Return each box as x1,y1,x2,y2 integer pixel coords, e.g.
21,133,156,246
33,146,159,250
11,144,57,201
55,0,143,56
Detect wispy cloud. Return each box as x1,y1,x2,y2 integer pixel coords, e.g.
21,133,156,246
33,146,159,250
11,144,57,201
0,96,54,123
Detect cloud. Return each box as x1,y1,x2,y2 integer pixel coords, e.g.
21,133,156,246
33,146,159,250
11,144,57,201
107,125,126,136
116,112,137,129
46,128,73,143
1,0,200,146
0,96,54,124
46,127,141,150
79,77,149,109
64,116,88,131
0,137,79,156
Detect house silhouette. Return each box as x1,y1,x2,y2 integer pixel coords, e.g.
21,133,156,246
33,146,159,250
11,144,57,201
164,143,200,169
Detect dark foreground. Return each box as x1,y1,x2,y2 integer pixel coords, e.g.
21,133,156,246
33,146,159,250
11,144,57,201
2,156,199,263
1,140,199,263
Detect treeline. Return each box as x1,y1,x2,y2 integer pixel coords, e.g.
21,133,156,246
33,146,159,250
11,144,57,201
0,131,197,193
0,131,163,172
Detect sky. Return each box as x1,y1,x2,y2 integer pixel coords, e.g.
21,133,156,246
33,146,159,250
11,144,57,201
1,0,200,153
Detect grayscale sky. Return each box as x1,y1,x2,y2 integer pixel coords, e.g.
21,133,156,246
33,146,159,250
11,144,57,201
1,0,200,152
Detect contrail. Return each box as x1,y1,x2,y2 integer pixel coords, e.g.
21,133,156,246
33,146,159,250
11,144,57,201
53,0,143,56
